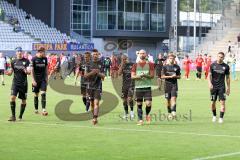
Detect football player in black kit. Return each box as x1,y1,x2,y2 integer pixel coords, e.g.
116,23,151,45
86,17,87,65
118,54,135,120
31,47,48,116
208,52,230,124
161,53,181,119
84,49,105,125
5,47,31,121
79,51,91,112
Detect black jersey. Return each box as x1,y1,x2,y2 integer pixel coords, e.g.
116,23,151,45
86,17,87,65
32,56,48,82
87,60,104,90
162,64,181,90
210,62,230,89
121,62,134,88
11,58,30,86
79,61,91,85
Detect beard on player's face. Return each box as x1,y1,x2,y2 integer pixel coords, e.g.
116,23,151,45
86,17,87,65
16,52,23,59
169,58,175,64
36,52,43,58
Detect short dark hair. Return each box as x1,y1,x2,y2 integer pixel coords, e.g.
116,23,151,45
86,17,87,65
84,51,91,55
218,52,225,56
92,49,98,52
38,47,45,53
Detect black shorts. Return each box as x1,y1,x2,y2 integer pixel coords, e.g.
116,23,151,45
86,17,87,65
135,87,152,102
196,66,202,73
32,80,47,93
81,84,87,95
211,88,226,101
164,84,178,100
87,88,101,101
11,85,28,100
0,69,4,75
121,86,134,99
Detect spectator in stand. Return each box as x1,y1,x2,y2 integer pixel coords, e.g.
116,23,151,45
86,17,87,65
228,41,232,53
0,8,5,21
237,34,240,48
25,14,31,20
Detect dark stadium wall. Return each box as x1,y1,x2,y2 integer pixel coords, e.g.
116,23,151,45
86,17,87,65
19,0,51,26
54,0,71,35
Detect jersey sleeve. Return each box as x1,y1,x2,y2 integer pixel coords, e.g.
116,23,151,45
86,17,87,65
45,58,48,66
79,63,83,72
31,57,35,68
100,62,105,73
225,64,230,76
161,66,166,76
209,64,214,73
149,62,155,71
176,65,181,76
10,60,14,70
131,63,137,73
25,59,30,68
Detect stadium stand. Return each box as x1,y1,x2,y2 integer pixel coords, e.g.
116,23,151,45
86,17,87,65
0,0,72,50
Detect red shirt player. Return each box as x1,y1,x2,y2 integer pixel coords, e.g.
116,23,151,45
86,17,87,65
195,54,204,79
48,54,58,78
204,55,212,79
183,55,192,80
111,55,119,79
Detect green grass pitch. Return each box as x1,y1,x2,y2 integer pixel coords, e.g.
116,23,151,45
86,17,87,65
0,72,240,160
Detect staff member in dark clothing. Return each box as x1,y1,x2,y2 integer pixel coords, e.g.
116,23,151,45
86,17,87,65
155,53,166,90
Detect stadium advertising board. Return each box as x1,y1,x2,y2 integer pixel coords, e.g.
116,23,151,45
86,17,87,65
32,43,94,51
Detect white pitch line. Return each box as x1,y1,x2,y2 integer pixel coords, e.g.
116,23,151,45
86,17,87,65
1,120,240,139
193,151,240,160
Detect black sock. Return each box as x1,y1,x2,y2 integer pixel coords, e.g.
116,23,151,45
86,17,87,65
137,104,143,120
34,96,38,110
123,101,128,114
86,100,90,112
41,93,46,109
220,112,225,118
129,100,134,111
212,109,217,116
82,97,87,106
196,73,198,78
199,73,202,79
146,106,151,115
167,106,171,113
10,101,16,117
19,104,26,119
171,104,176,112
